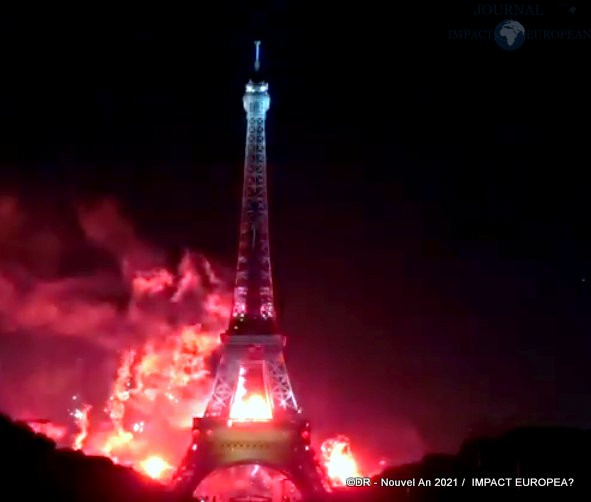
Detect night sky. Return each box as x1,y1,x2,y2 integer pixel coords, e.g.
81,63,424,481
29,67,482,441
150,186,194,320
0,2,590,465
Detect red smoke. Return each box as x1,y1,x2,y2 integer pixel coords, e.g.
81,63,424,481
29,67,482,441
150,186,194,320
0,195,363,489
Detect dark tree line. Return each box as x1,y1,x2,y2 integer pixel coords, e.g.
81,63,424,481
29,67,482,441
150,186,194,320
1,413,589,502
0,413,174,502
319,426,590,502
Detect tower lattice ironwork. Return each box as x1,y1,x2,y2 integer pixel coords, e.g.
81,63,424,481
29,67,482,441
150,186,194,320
171,42,328,500
230,39,276,331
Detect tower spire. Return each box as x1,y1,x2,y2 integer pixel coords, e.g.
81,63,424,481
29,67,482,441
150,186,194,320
254,40,261,72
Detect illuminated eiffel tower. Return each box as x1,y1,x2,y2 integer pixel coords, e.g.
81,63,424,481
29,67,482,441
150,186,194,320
172,42,328,500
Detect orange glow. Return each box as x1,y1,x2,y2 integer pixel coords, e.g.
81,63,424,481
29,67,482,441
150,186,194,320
26,420,68,442
320,435,362,487
132,268,174,296
100,427,134,456
139,455,172,480
72,404,91,450
229,367,272,421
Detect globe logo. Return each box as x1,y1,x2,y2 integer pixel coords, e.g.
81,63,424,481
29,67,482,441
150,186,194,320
494,19,526,50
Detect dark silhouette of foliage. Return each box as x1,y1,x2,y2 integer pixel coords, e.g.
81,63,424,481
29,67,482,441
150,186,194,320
0,413,174,502
315,427,590,502
0,413,588,501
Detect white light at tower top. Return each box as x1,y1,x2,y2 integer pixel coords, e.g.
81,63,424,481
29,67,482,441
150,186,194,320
245,82,268,93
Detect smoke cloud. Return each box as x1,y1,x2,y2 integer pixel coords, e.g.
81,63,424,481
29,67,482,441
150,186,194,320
0,195,231,467
0,194,423,481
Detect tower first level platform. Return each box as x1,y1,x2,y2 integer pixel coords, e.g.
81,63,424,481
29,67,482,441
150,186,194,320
173,417,327,498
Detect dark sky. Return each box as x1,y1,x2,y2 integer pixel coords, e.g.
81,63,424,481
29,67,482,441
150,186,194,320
0,2,590,463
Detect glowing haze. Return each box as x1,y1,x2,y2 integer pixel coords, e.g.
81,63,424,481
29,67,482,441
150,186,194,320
0,196,360,487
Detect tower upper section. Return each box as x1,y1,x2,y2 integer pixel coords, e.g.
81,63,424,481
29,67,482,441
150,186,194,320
243,80,270,117
243,41,270,116
229,41,277,336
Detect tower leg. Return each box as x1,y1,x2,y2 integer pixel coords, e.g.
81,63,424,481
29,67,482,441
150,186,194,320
204,354,241,417
265,355,299,412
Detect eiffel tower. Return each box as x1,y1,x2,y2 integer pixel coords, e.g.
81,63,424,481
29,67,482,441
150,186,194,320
172,42,328,500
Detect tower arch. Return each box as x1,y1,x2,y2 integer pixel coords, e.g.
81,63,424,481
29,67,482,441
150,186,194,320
195,462,302,501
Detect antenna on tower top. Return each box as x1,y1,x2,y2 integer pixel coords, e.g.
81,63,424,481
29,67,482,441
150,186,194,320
254,40,261,72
